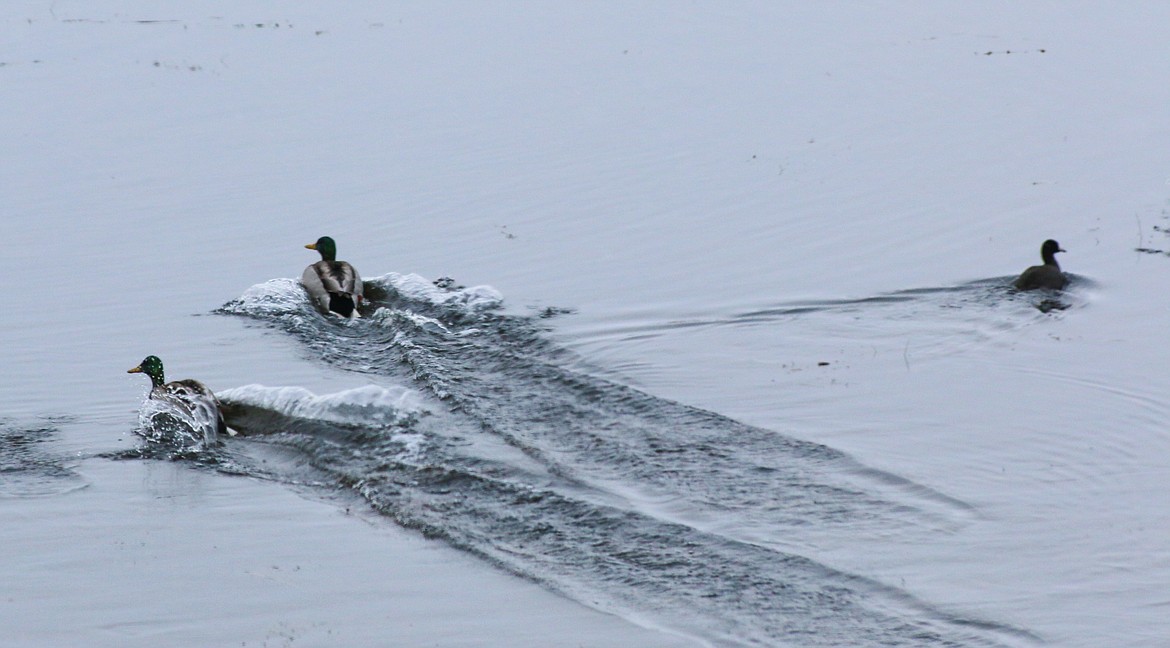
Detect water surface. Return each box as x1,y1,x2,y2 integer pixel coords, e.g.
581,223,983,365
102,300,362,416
4,3,1170,646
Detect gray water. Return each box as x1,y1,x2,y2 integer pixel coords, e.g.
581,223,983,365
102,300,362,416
209,275,1040,646
4,3,1170,646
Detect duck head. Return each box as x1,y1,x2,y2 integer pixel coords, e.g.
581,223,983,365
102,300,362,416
128,355,165,388
305,236,338,262
1041,239,1066,265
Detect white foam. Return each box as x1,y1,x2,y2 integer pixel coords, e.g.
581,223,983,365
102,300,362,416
136,396,219,450
369,308,452,334
369,272,504,313
218,384,425,428
220,278,309,318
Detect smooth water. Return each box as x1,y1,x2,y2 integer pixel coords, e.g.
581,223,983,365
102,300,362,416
4,3,1170,646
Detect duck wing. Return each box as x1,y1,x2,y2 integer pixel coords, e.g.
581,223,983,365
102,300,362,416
307,260,359,295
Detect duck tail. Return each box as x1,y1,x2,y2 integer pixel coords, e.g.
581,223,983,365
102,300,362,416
328,292,357,318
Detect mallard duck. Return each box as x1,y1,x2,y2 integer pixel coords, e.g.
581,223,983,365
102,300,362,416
302,236,364,318
1014,239,1068,291
128,355,227,443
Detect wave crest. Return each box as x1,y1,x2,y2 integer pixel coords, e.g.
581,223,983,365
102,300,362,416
367,272,503,314
218,384,424,428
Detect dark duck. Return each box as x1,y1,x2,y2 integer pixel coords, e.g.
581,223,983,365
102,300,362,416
1014,239,1068,291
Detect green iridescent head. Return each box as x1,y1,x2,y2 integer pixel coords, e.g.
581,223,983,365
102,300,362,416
128,355,165,388
305,236,338,262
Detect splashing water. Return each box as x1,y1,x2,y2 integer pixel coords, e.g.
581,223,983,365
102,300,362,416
210,274,1038,647
133,393,221,451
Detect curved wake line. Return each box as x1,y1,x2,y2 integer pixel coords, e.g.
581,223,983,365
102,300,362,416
211,274,1036,647
222,397,1035,648
571,276,1089,345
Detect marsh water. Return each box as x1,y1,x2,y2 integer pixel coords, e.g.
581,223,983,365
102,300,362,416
4,3,1170,646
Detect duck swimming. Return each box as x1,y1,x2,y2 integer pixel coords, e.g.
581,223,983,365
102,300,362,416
302,236,364,318
1014,239,1068,291
128,355,227,444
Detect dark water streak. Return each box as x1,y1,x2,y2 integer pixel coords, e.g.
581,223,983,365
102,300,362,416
1,419,87,497
204,276,1036,647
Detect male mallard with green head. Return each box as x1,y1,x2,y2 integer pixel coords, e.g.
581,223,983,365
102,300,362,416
1014,239,1068,291
128,355,227,442
302,236,364,318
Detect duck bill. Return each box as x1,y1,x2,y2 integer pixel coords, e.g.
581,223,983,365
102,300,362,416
305,243,318,250
127,365,143,374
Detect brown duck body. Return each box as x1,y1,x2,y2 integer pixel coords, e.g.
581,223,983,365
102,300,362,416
1014,239,1068,291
